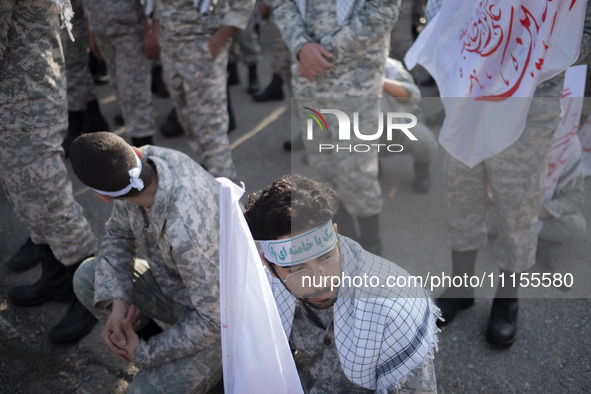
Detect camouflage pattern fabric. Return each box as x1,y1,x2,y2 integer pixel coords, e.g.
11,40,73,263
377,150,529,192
61,0,97,112
75,258,223,392
274,0,401,217
155,0,256,179
229,0,262,66
0,0,97,265
82,0,144,36
93,31,156,138
445,80,564,273
74,146,222,369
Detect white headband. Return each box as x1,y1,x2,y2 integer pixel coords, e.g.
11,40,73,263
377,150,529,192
91,147,145,197
260,220,337,266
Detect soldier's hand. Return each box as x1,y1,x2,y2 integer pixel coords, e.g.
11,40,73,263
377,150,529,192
144,18,160,60
101,300,132,362
118,305,141,364
209,25,237,59
297,42,333,82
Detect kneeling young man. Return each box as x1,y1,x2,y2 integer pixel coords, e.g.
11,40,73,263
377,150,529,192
69,132,222,393
245,175,439,393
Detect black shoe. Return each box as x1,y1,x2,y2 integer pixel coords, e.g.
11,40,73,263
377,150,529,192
227,63,240,86
48,296,98,344
84,100,110,133
253,73,284,102
62,111,85,157
8,245,73,306
419,75,436,87
283,135,304,152
131,135,154,146
357,214,383,256
247,65,260,95
113,112,124,126
6,238,41,272
435,294,474,327
413,161,431,193
486,297,518,347
151,65,170,98
160,108,184,138
89,52,108,85
435,249,478,327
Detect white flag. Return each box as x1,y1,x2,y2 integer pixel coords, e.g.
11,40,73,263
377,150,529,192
405,0,586,167
218,178,304,394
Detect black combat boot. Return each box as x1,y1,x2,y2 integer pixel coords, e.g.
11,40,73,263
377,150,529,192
227,63,240,86
253,73,284,102
62,111,85,157
160,108,184,137
113,112,125,126
486,269,518,347
8,245,73,306
333,202,358,241
6,238,41,272
413,161,431,194
151,64,170,98
357,214,383,256
247,64,260,95
131,135,154,146
48,262,98,344
84,99,110,133
435,249,478,327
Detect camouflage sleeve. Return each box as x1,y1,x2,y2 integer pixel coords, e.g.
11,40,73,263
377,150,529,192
319,0,400,63
272,0,314,59
223,0,257,30
542,173,585,219
135,178,221,368
93,202,138,308
0,0,15,66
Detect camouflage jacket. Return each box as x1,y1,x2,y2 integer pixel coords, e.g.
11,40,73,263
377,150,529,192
94,146,221,368
82,0,145,35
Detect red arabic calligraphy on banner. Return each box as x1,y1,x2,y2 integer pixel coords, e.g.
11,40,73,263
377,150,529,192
458,0,561,99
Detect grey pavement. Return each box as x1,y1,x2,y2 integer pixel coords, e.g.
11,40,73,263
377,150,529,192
1,1,591,393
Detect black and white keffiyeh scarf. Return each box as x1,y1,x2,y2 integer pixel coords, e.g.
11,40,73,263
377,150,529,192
267,236,440,393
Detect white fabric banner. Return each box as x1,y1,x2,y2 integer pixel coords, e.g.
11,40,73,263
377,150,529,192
218,178,304,394
543,65,587,203
405,0,586,167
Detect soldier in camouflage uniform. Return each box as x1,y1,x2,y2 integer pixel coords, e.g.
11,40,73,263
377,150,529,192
82,0,157,146
70,132,222,393
245,175,438,393
149,0,256,180
272,0,402,255
0,0,99,344
438,78,565,347
60,0,109,155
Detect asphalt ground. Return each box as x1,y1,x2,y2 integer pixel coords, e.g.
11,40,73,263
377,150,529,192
1,1,590,392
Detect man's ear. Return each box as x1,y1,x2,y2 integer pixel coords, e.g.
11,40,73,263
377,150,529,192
131,146,143,159
97,193,113,203
333,223,338,235
260,253,278,278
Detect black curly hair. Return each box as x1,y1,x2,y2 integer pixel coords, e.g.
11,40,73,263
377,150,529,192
245,174,339,240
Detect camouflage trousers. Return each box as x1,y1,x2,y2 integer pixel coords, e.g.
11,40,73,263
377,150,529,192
444,98,560,273
160,34,236,179
229,7,262,66
94,32,156,138
61,0,97,112
268,15,292,94
380,121,438,164
0,0,97,265
74,258,223,393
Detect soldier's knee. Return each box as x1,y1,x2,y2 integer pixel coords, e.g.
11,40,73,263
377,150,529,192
73,257,98,300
